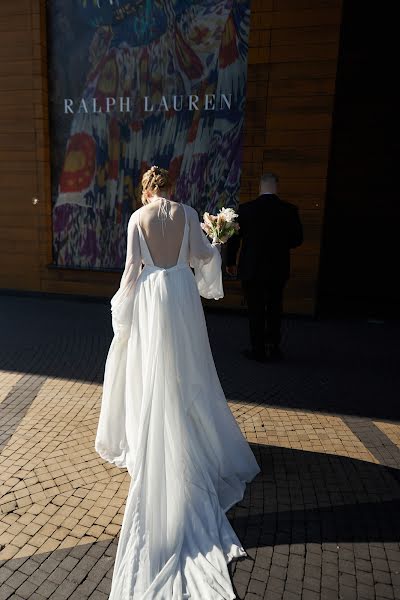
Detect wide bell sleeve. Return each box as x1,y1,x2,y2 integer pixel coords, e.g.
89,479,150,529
188,207,224,300
94,210,142,468
110,210,143,340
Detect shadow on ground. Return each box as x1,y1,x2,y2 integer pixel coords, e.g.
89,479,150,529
1,443,399,599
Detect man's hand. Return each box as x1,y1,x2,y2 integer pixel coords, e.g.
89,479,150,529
225,265,237,277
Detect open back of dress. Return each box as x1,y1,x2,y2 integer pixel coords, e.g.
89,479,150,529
137,199,187,268
95,198,260,599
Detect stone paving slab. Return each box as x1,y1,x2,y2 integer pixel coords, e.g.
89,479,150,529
0,295,399,599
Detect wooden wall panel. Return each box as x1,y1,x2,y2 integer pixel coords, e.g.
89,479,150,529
317,0,399,315
238,0,342,314
0,1,343,315
0,1,41,292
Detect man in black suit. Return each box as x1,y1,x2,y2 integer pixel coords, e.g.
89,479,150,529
226,173,303,362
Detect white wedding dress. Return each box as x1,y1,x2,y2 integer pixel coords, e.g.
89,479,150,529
94,198,260,599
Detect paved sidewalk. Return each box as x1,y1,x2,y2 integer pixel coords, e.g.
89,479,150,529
0,295,399,600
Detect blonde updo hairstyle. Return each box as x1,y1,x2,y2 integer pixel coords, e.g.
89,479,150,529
141,165,171,205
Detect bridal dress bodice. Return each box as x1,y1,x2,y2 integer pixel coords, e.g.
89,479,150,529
94,199,260,599
109,200,223,342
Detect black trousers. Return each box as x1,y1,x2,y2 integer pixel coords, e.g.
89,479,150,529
242,278,286,355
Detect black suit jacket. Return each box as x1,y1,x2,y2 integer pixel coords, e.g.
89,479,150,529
226,194,303,282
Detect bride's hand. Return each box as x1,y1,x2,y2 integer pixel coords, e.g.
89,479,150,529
212,242,222,254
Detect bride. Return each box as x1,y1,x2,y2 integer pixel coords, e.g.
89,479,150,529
94,166,260,599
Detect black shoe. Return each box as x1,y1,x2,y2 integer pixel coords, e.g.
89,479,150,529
266,344,284,361
241,348,267,363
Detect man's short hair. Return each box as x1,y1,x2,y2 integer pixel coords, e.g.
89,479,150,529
260,172,279,185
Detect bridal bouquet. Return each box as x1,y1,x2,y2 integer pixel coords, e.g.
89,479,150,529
200,207,240,245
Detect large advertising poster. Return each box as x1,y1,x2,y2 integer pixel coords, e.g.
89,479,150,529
47,1,251,269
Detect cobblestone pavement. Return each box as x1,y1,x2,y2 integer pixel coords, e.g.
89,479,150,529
0,294,399,600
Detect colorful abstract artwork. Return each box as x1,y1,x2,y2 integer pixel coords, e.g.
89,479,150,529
47,0,251,269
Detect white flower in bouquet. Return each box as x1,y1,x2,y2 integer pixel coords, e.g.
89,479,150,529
218,207,238,223
200,207,240,245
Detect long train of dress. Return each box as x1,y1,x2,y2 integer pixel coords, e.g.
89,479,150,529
95,203,260,598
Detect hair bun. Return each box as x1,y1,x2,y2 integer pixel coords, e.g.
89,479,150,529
141,165,171,205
